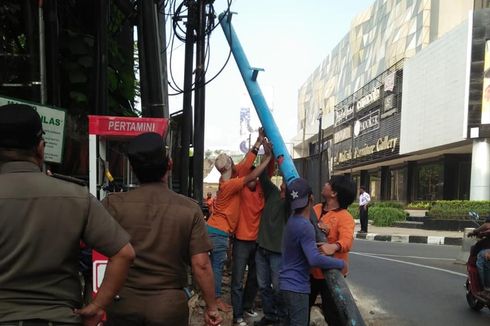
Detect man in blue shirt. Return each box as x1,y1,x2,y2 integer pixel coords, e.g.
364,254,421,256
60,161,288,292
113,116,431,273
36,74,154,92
279,178,344,326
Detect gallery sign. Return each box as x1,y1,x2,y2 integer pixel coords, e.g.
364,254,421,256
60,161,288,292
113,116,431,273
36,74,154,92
333,136,399,166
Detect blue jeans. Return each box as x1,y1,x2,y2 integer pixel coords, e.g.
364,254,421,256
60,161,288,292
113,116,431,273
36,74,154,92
476,248,490,289
255,246,285,321
209,233,229,298
281,290,309,326
231,239,258,319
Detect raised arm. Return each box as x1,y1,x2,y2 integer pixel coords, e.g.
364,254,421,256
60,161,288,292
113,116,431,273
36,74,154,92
243,139,272,184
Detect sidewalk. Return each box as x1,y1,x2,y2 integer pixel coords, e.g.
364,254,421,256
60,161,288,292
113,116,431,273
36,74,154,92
354,220,465,246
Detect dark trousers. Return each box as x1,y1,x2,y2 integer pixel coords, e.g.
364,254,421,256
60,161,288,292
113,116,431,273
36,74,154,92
231,238,259,319
359,205,368,232
106,288,188,326
309,277,342,326
281,290,309,326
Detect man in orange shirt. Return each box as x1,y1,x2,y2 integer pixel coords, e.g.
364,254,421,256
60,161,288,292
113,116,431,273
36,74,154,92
231,167,265,325
207,133,272,311
205,192,215,219
309,175,356,325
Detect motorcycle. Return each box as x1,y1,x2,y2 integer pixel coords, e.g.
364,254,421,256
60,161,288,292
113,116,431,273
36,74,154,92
465,212,490,311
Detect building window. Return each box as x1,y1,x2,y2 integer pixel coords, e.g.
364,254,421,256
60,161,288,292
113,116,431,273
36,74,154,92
369,172,381,200
414,162,444,201
390,168,407,202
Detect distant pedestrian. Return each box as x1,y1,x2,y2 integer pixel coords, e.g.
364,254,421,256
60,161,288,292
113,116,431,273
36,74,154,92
279,178,344,326
102,132,222,326
359,185,371,233
205,192,215,219
0,104,135,326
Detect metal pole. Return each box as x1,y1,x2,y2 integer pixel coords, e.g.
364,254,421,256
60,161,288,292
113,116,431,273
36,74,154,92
156,0,170,118
38,1,47,104
140,0,165,117
193,0,207,203
318,108,323,196
323,269,366,326
219,12,299,184
180,2,196,196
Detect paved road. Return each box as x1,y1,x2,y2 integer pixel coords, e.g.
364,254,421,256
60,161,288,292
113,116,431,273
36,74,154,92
347,240,490,325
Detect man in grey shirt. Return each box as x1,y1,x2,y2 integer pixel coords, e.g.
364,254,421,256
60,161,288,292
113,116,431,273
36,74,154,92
0,104,135,325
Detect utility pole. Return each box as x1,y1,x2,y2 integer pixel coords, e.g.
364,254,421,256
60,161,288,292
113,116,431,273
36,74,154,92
193,0,208,203
180,1,196,197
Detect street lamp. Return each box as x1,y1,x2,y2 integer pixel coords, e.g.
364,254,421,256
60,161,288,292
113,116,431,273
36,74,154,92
317,108,323,196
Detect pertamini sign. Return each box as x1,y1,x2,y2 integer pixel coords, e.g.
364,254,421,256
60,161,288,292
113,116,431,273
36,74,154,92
0,96,66,163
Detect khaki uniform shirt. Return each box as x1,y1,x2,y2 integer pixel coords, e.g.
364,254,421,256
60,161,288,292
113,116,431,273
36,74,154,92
102,182,212,291
0,161,130,324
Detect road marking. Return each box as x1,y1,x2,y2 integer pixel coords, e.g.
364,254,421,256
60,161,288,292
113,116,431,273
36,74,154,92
351,252,466,277
352,252,456,261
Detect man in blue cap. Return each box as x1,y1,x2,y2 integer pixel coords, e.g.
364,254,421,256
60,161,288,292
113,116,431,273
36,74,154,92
0,103,135,325
279,178,345,326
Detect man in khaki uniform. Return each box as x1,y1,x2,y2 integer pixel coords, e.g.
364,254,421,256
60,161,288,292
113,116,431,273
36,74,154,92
0,104,135,326
102,132,222,326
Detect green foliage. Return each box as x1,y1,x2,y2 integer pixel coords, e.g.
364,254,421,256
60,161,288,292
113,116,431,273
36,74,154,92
347,201,407,226
407,201,432,209
428,201,490,220
371,201,405,209
371,207,407,226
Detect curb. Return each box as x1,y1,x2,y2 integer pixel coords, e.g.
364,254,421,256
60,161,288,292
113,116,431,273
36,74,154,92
354,232,462,246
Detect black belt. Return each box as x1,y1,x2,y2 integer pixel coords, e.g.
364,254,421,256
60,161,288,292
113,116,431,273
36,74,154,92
0,320,75,326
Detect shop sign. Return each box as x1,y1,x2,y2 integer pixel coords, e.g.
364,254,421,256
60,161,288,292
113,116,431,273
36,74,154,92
353,136,398,159
333,136,398,166
353,110,379,137
334,104,355,126
0,96,66,164
333,126,351,144
357,87,380,112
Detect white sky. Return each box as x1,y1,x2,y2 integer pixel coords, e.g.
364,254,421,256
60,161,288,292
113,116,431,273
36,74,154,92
166,0,375,152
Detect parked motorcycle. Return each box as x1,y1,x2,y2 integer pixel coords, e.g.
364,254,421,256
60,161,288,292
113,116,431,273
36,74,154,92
465,212,490,311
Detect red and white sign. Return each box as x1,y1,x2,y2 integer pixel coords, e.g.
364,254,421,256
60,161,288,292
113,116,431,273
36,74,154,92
92,251,108,295
88,115,168,137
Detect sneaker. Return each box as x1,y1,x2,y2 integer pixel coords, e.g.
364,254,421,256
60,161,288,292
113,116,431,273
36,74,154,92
245,309,258,318
235,318,248,326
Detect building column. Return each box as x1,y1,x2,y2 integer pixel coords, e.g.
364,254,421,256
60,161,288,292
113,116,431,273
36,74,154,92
470,139,490,200
381,166,390,200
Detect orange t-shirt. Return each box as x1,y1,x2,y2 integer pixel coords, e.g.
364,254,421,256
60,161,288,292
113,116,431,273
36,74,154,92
235,183,265,241
235,151,256,177
311,203,355,279
207,177,245,233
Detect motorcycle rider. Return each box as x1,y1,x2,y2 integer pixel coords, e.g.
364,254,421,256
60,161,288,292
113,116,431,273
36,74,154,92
469,217,490,299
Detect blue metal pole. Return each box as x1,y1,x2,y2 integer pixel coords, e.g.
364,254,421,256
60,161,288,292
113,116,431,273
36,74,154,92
219,12,299,184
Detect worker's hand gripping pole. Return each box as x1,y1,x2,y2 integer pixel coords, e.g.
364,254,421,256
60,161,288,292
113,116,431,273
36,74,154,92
219,12,299,184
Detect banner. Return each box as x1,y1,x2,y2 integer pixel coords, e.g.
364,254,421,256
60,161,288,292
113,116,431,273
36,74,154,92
481,40,490,124
0,96,66,163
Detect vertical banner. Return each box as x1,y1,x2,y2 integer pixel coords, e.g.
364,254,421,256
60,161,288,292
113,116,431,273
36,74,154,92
481,40,490,124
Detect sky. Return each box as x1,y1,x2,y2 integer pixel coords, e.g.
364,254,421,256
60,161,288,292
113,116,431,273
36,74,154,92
166,0,375,152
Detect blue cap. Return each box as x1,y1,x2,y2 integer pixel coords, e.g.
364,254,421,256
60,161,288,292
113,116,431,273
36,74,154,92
288,178,312,210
